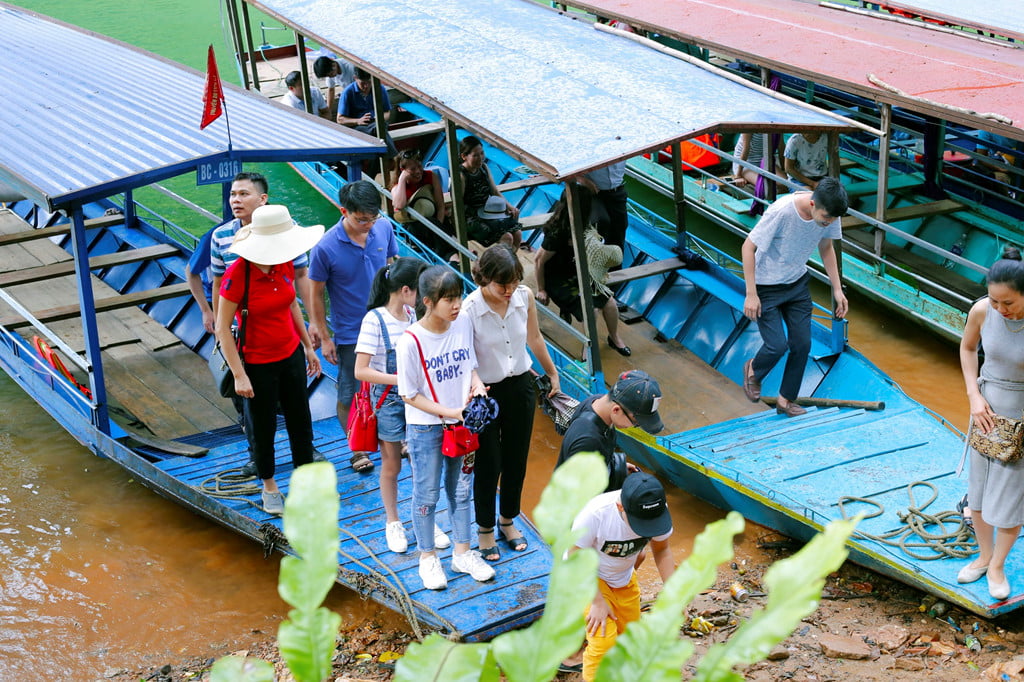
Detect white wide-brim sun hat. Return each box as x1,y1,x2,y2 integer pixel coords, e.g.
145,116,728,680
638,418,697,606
228,204,324,266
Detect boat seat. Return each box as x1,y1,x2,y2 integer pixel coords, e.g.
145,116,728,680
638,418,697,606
0,213,123,247
841,199,965,230
0,244,179,287
0,282,191,329
390,120,445,141
606,257,684,286
843,174,921,198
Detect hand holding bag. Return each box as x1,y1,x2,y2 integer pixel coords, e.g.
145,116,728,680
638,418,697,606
407,331,479,458
208,262,250,398
968,412,1024,463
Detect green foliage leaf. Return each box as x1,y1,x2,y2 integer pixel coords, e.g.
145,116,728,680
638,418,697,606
693,518,856,682
209,655,275,682
595,511,745,682
395,633,499,682
277,462,343,682
532,452,607,549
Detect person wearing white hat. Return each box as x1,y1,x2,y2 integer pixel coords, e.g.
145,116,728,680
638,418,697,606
215,204,325,516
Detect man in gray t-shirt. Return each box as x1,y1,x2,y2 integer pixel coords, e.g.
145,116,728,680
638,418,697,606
740,178,849,416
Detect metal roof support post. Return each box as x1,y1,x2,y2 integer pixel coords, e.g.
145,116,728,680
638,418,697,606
921,116,946,199
827,131,845,338
670,142,687,251
874,103,892,273
224,0,250,91
221,181,232,222
240,1,260,92
566,182,603,380
760,68,779,202
69,206,110,435
123,189,136,229
444,118,471,276
294,32,314,116
370,74,390,189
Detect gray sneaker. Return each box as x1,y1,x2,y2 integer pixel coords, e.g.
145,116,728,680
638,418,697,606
262,491,285,516
239,460,258,479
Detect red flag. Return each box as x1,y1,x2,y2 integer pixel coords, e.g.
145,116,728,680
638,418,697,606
200,45,225,130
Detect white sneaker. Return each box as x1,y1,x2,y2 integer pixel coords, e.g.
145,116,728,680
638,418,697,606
419,554,448,590
385,521,408,553
433,524,451,549
452,550,496,582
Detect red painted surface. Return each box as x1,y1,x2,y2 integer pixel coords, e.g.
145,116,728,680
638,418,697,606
569,0,1024,138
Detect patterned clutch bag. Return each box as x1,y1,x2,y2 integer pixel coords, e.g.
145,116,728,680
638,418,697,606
968,413,1024,463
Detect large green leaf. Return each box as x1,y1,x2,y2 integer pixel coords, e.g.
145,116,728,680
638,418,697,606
595,512,744,681
693,518,855,682
209,655,275,682
278,607,343,682
278,462,341,613
395,634,500,682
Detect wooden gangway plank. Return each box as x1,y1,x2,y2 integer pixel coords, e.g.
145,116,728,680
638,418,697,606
0,244,179,287
0,282,191,329
841,199,965,230
0,212,124,246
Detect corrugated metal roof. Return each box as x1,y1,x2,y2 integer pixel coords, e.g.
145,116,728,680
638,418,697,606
247,0,853,180
0,3,386,211
883,0,1024,41
569,0,1024,141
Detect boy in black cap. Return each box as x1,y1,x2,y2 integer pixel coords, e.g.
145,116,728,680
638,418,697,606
556,370,664,491
571,472,675,680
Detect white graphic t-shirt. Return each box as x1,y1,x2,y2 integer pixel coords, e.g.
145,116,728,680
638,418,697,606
396,315,478,425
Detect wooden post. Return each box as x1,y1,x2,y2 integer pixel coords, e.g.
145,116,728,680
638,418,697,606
69,206,109,434
294,32,313,116
224,0,249,91
874,103,892,270
566,182,602,381
123,189,136,229
370,74,390,189
760,68,779,201
670,142,687,253
827,131,841,179
444,118,471,276
240,1,260,92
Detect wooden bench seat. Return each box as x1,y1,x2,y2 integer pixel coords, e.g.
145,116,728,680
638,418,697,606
843,174,921,198
605,257,684,286
842,199,964,230
0,212,124,246
390,120,446,141
0,244,179,287
0,282,191,329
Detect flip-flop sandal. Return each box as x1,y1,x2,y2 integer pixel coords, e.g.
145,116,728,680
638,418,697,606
350,452,375,473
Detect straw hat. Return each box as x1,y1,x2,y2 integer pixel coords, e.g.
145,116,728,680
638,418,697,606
584,227,622,298
229,205,324,266
395,185,436,223
478,195,508,220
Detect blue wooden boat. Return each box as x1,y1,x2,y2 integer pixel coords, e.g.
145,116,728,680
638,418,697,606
0,3,551,642
229,0,1024,617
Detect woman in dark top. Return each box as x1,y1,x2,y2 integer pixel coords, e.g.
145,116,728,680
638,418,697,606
458,135,522,248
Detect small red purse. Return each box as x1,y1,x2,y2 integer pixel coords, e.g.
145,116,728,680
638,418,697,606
407,332,479,457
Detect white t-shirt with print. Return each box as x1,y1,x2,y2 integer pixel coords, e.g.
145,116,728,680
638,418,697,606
396,315,478,425
356,305,416,374
573,490,673,588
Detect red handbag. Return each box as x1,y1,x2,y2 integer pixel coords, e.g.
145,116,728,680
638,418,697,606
407,332,479,457
346,381,391,452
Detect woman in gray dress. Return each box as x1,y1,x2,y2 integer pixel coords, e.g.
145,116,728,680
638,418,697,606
957,247,1024,600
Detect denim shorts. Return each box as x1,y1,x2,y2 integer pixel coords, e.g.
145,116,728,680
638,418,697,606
371,382,406,443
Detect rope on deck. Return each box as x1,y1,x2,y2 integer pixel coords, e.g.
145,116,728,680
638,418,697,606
838,481,977,561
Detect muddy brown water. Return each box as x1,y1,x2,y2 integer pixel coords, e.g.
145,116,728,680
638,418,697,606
0,288,967,679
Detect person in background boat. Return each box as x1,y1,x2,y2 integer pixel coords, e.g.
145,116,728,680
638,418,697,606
535,189,632,357
396,265,494,590
312,55,355,119
215,205,324,516
956,247,1024,601
463,244,561,562
572,471,675,681
556,370,664,491
354,257,452,554
732,132,785,189
336,67,398,157
974,130,1022,195
784,132,829,190
577,161,628,256
309,180,399,474
456,135,522,249
391,149,448,256
283,70,329,120
741,177,849,417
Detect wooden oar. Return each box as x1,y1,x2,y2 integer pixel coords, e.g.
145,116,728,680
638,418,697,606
761,396,885,411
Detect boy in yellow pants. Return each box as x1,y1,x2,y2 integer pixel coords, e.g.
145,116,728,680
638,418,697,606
571,472,676,680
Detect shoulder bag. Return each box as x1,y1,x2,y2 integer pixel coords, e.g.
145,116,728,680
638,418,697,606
407,331,479,457
208,261,250,398
968,412,1024,464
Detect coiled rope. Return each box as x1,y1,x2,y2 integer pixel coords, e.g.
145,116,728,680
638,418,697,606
838,481,977,561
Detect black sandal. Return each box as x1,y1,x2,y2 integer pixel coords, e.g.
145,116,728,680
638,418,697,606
478,527,500,562
499,521,528,552
957,493,973,529
350,451,374,473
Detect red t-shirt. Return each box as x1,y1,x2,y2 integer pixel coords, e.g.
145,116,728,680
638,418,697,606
399,169,434,202
220,259,300,364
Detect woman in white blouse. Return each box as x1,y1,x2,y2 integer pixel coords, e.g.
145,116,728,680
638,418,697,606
462,244,561,561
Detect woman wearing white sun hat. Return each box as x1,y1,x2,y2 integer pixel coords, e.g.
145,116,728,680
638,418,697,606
215,204,325,516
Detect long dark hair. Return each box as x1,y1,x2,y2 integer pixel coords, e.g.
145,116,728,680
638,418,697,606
543,186,594,240
988,246,1024,293
367,257,427,310
418,265,463,309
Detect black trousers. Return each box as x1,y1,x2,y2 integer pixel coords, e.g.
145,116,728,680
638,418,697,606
473,371,536,525
751,273,813,402
242,344,314,480
590,184,629,252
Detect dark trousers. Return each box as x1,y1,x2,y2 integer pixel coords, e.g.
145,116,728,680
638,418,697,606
751,273,812,402
473,371,536,526
243,344,314,480
590,185,629,253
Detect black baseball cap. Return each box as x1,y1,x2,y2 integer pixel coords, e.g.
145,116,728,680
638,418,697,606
609,370,664,434
620,472,672,537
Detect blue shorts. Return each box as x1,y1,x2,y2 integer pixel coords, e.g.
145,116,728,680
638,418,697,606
371,382,406,443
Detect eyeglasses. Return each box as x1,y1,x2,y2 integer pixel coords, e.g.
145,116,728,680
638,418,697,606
615,403,638,428
398,149,422,160
346,211,380,225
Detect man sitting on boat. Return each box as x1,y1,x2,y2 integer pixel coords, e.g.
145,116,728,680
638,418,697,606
784,132,829,190
336,67,398,157
556,370,664,491
571,471,675,681
283,70,330,120
741,177,849,417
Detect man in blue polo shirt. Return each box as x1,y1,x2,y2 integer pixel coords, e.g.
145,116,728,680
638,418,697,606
309,180,398,473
